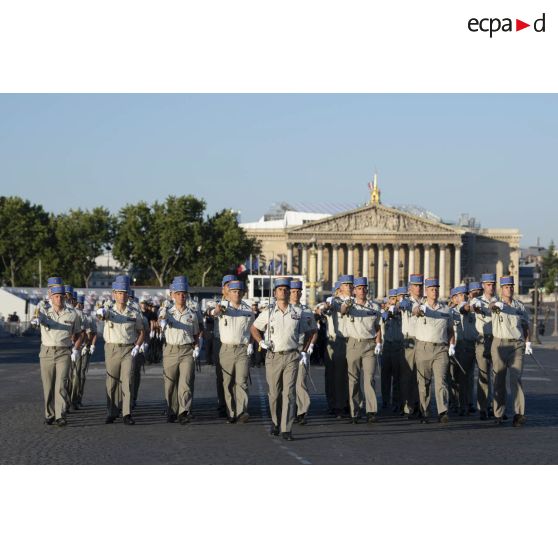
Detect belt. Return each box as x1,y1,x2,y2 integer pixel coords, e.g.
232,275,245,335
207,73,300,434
494,337,522,343
166,343,194,347
348,337,375,343
270,349,297,355
106,343,134,347
41,344,70,349
221,343,246,348
418,341,447,347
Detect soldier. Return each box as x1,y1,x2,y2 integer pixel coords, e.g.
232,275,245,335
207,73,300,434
490,276,531,426
32,280,82,426
289,280,318,425
381,288,404,413
251,277,313,441
468,281,483,300
397,274,424,419
159,276,201,424
449,285,478,415
469,274,498,420
208,274,237,417
96,275,145,425
213,280,254,423
341,277,382,423
78,295,97,407
414,278,455,424
67,291,86,410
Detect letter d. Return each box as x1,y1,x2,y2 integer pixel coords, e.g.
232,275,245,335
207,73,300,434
534,13,545,32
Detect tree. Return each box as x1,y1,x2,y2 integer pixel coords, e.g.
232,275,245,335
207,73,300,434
113,196,205,287
542,241,558,294
53,208,115,287
0,196,51,286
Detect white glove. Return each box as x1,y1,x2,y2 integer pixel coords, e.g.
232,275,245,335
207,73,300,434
247,343,254,356
374,343,382,355
71,348,79,362
131,345,140,358
193,346,200,360
160,319,168,329
81,346,89,356
300,351,308,367
419,304,427,314
448,343,456,357
494,301,504,310
149,330,155,339
525,341,533,355
89,345,95,355
96,307,106,319
473,301,482,309
31,317,40,327
306,343,314,356
141,342,149,353
389,305,396,313
326,296,333,305
259,339,271,351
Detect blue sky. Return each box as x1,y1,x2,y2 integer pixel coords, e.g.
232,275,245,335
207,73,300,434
1,94,556,247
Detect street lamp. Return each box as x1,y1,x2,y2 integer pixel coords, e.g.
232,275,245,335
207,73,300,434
553,277,558,337
533,267,541,344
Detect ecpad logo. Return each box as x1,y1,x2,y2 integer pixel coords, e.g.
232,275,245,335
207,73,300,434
468,13,546,37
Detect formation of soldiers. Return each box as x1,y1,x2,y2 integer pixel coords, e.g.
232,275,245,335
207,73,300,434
33,269,533,438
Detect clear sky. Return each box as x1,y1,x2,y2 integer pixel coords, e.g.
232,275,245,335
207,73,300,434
1,94,556,247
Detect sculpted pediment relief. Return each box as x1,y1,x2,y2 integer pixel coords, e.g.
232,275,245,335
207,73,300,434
290,205,457,235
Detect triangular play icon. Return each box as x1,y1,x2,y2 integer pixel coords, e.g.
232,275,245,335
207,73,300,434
516,19,530,31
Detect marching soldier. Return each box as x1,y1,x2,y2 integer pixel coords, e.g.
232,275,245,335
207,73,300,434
208,274,237,417
96,275,145,425
159,276,201,424
68,291,86,410
413,278,455,423
397,274,424,419
381,288,404,413
449,285,478,415
213,280,254,423
490,276,531,426
341,277,382,423
32,279,82,426
78,296,97,406
289,280,318,425
251,277,313,441
469,274,498,420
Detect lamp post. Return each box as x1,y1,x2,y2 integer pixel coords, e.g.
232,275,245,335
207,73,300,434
533,267,541,344
552,277,558,337
399,261,404,288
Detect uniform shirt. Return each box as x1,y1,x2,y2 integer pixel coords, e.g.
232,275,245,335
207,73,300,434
400,296,424,338
382,310,404,343
74,307,86,332
291,304,317,348
343,300,380,340
470,294,497,336
217,300,255,345
329,296,354,338
39,305,81,347
492,299,529,341
162,305,199,345
253,303,313,352
450,306,478,343
102,304,144,344
414,302,453,344
209,299,228,340
83,313,97,334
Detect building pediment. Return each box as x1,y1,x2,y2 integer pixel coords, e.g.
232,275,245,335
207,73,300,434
290,204,458,235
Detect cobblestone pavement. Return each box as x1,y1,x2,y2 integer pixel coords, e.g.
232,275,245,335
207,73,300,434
1,335,557,464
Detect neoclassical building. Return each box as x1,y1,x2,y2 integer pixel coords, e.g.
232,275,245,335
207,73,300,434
242,179,521,300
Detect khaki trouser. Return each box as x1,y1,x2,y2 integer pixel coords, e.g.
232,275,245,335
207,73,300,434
333,337,349,412
213,337,226,410
415,341,449,417
163,344,195,416
105,343,134,418
400,337,419,414
265,350,299,433
475,336,493,412
132,352,144,403
39,345,71,420
381,341,402,407
220,343,250,418
78,352,89,403
69,353,82,406
296,359,311,416
324,339,336,411
491,338,525,418
346,338,378,417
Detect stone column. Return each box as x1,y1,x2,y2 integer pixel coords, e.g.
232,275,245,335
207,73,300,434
286,243,293,274
496,259,504,283
347,243,354,275
423,243,431,278
317,243,324,281
439,244,447,298
377,244,385,298
362,244,369,279
331,244,339,282
301,244,308,277
392,244,400,288
308,245,317,307
454,244,461,285
408,244,415,278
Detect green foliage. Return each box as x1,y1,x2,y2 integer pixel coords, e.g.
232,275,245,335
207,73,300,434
542,241,558,294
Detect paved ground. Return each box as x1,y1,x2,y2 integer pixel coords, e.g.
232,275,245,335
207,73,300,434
1,334,557,464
